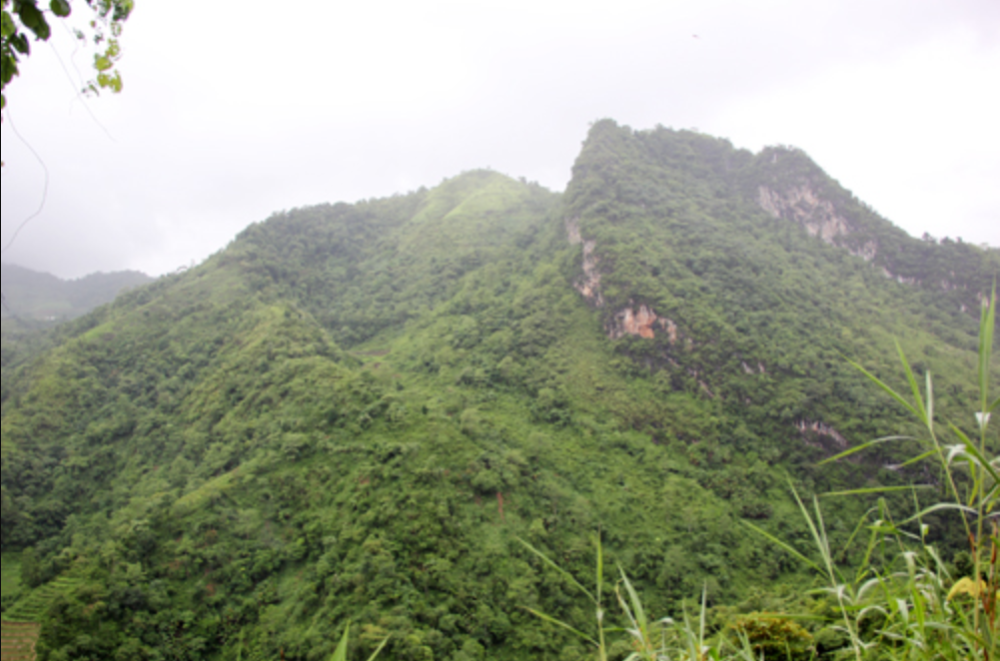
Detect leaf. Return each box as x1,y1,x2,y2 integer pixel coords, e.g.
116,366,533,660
897,340,928,425
15,1,50,40
947,577,988,601
98,69,122,92
741,520,823,575
979,287,996,412
846,357,920,420
817,436,912,465
948,424,1000,486
904,502,978,525
898,449,938,468
329,624,350,661
364,636,389,661
990,396,999,414
11,32,30,55
94,54,113,71
1,53,17,87
2,9,16,39
522,607,599,646
821,485,933,498
49,0,70,17
517,538,596,603
617,566,649,640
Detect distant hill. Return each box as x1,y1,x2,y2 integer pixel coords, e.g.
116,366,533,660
0,263,153,321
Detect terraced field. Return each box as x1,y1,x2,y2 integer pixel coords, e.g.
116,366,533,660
0,621,39,661
3,576,84,623
1,575,85,661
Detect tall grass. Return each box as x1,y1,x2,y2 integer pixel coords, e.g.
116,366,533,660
517,290,996,660
752,287,998,660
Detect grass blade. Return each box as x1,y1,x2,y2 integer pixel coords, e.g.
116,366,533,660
517,537,596,603
818,436,913,465
846,357,921,420
617,567,649,637
949,424,1000,486
897,340,929,425
330,624,350,661
904,502,978,525
365,637,389,661
742,520,823,575
899,449,939,468
979,287,996,413
522,607,599,647
821,485,934,498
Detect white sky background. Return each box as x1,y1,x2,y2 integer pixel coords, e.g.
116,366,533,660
1,0,998,279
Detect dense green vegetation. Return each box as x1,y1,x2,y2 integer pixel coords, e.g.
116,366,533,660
0,122,996,660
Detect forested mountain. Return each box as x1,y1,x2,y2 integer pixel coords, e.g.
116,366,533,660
1,263,153,321
1,121,997,661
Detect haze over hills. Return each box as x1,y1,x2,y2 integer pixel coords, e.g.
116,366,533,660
0,263,153,321
0,121,997,660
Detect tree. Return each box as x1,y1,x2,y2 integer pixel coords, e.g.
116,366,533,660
1,0,133,111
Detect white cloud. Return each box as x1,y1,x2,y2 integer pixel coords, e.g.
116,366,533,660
2,0,997,278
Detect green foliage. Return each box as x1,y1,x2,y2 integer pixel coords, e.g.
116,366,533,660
0,0,133,111
0,130,995,659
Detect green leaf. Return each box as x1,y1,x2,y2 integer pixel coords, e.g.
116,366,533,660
517,538,596,603
94,55,113,71
11,32,30,55
15,1,50,40
846,357,920,420
364,636,389,661
741,520,824,575
522,607,599,646
989,396,999,414
821,485,934,498
818,436,912,465
903,502,978,525
949,423,1000,486
329,623,350,661
896,340,928,426
2,9,16,39
898,449,938,468
979,287,996,413
1,53,17,86
97,69,122,92
49,0,70,17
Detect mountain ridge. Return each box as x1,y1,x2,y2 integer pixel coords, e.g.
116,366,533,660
0,122,996,660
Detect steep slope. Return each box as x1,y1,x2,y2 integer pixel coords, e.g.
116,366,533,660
0,137,996,661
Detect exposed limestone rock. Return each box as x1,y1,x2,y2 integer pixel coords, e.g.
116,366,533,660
564,216,583,245
881,267,920,286
609,304,659,339
565,217,604,307
852,240,878,262
659,318,678,344
758,185,854,244
796,420,848,450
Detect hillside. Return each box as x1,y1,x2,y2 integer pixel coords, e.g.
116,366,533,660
0,264,153,322
0,122,997,661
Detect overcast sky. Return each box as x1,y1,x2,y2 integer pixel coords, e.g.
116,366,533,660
1,0,998,279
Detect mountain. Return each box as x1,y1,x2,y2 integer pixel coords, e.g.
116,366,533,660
1,121,997,661
1,263,153,321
